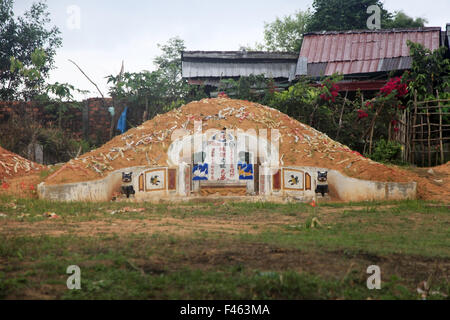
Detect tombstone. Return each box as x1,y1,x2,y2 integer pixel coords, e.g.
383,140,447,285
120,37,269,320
27,143,44,164
35,144,44,164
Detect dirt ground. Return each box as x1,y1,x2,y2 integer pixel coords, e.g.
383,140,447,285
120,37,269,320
1,201,449,300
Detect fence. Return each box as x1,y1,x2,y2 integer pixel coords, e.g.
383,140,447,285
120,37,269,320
396,91,450,166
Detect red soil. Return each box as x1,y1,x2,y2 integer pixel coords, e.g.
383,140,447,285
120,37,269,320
4,98,445,201
0,146,45,180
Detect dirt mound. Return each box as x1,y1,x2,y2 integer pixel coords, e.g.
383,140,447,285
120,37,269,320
0,146,44,180
404,162,450,201
42,98,447,201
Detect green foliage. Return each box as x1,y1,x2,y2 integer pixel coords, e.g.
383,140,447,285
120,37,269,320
10,48,47,93
38,127,92,161
370,139,402,163
0,0,62,100
384,11,427,29
307,0,391,32
153,37,189,99
106,37,203,123
267,74,367,151
262,10,312,52
307,0,426,32
218,75,272,102
268,77,319,118
403,41,450,101
0,110,93,163
11,49,88,129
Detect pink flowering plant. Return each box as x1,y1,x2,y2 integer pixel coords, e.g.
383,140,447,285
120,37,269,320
360,75,410,154
319,74,343,103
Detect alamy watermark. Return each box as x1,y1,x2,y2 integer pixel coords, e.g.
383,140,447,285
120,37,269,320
66,5,81,30
366,265,381,290
367,5,381,30
169,122,281,175
66,265,81,290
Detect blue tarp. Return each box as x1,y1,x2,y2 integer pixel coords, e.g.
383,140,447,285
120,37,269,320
117,106,128,133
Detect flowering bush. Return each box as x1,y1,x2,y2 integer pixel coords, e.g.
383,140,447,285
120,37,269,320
380,76,408,98
357,109,369,119
217,91,229,98
319,79,340,102
391,119,399,132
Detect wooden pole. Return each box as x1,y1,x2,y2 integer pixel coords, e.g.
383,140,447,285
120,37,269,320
427,104,431,167
411,91,418,164
405,108,410,162
438,91,444,164
335,90,348,140
421,114,425,167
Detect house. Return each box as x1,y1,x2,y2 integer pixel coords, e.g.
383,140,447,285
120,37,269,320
181,51,299,95
295,27,445,92
182,26,449,95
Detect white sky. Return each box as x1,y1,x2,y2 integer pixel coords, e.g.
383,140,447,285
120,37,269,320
12,0,450,100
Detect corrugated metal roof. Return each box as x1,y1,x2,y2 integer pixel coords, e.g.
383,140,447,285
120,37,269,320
182,51,298,61
182,61,297,79
297,27,442,77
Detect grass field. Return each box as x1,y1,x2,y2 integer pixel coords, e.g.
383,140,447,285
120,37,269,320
0,195,449,300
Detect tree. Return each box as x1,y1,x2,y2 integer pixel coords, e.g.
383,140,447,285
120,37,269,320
307,0,391,32
153,37,189,99
384,11,427,29
0,0,62,100
403,41,450,101
262,10,312,52
10,48,88,129
106,37,206,134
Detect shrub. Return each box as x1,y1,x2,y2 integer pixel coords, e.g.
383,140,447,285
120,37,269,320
370,139,402,163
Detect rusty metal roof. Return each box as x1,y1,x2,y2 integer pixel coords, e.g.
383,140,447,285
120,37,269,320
297,27,442,77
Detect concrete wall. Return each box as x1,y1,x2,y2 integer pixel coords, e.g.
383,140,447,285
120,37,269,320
38,165,149,202
38,169,122,202
327,169,416,201
277,167,416,202
38,164,417,202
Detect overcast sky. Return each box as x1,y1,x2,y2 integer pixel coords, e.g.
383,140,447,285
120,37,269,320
13,0,450,99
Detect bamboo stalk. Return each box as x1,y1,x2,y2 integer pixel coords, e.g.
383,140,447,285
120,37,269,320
404,109,408,162
412,137,450,142
438,91,444,164
413,124,450,128
421,114,425,166
411,91,417,164
409,112,450,115
415,98,450,104
427,105,431,166
335,91,348,140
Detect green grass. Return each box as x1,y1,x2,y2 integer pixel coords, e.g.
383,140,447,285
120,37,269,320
0,196,449,300
0,233,435,300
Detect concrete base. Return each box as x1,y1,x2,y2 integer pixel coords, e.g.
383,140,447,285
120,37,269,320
38,165,417,203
